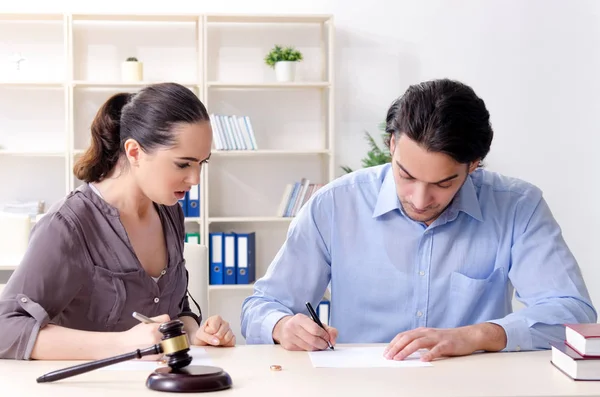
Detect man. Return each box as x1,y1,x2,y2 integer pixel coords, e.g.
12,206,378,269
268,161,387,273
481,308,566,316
240,79,597,362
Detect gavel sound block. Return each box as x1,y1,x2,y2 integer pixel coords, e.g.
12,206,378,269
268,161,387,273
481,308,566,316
36,320,233,393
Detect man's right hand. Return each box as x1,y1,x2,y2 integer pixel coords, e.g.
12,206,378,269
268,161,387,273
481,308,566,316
119,314,171,359
272,314,338,351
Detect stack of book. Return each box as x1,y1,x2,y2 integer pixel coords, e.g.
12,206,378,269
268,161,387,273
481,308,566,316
277,178,324,217
177,185,200,217
550,323,600,380
208,232,256,285
1,200,45,220
209,113,258,150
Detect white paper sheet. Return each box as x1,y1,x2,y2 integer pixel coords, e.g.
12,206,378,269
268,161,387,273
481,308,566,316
99,346,213,371
308,346,433,368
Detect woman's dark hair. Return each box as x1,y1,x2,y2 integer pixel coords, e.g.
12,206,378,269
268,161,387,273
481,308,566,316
74,82,210,183
385,78,493,165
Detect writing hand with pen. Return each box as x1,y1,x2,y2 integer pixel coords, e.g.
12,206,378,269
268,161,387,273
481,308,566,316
119,313,172,361
271,302,337,351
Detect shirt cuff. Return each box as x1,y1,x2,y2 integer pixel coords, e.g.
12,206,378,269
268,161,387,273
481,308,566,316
17,294,51,360
487,316,532,352
261,311,290,345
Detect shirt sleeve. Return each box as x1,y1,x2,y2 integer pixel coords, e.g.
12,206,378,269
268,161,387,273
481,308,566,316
0,212,90,359
487,193,597,351
241,190,333,344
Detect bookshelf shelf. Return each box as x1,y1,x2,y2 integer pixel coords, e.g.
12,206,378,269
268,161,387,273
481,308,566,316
72,81,199,88
71,14,200,22
206,14,331,24
0,14,63,21
207,82,329,90
0,82,64,87
0,150,66,157
0,12,334,345
208,217,293,223
209,284,254,291
211,149,329,157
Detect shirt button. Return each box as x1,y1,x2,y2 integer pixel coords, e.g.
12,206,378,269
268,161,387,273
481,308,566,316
417,311,423,317
419,271,425,276
516,345,521,352
20,297,27,303
160,270,166,275
154,297,160,303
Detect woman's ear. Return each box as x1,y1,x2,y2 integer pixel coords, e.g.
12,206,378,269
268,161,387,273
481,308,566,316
123,138,141,166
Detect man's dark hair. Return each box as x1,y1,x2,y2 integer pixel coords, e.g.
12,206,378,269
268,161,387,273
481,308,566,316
385,78,493,165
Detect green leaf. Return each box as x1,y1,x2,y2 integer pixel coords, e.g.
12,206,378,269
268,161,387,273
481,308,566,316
264,45,303,68
340,122,390,174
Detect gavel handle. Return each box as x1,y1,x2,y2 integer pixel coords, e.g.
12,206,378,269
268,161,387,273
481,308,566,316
36,344,162,383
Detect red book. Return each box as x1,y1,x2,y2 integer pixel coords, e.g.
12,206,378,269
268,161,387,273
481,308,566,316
550,341,600,381
565,324,600,356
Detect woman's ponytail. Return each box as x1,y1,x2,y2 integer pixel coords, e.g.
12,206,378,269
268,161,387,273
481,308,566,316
73,93,132,183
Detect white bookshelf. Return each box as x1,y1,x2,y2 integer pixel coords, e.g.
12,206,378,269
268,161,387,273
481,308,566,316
0,13,335,344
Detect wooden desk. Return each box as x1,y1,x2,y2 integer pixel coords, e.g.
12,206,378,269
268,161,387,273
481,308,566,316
1,344,599,396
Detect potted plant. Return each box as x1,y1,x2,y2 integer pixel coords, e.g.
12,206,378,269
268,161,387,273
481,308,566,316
264,45,303,82
121,56,143,82
341,122,391,174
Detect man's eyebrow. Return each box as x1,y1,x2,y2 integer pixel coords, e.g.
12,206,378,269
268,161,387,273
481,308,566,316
396,161,459,184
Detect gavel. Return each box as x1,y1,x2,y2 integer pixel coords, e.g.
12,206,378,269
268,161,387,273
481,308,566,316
36,319,192,383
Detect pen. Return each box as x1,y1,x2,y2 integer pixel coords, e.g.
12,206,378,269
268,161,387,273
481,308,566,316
132,312,157,324
305,302,334,350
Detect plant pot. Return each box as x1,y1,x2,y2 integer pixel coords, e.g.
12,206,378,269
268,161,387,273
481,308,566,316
274,61,297,82
121,61,143,82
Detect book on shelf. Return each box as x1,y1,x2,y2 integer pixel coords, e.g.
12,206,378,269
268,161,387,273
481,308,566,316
317,300,330,326
1,200,45,220
209,113,258,151
185,232,200,244
277,178,324,217
178,184,200,218
208,231,255,285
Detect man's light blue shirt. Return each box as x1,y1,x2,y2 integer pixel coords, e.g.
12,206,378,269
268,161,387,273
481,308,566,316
241,164,596,351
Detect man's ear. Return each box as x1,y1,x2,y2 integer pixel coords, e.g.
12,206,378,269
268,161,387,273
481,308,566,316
468,160,480,174
389,133,397,156
123,138,141,166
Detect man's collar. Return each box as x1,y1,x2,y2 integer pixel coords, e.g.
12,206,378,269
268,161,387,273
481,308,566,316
372,166,483,222
447,175,483,222
372,165,401,218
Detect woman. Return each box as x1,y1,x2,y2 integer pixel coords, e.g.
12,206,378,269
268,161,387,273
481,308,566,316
0,82,235,360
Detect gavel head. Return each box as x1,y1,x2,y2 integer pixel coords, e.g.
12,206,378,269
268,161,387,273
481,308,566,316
158,319,192,370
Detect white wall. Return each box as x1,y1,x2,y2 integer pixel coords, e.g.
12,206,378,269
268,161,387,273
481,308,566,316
2,0,599,316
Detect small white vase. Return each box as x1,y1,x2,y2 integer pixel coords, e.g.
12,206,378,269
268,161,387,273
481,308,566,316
274,61,296,82
121,61,143,82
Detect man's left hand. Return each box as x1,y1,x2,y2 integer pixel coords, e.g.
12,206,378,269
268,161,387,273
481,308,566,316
383,323,506,362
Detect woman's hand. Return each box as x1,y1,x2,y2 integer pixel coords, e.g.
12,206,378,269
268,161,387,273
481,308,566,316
192,315,236,347
119,314,171,360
